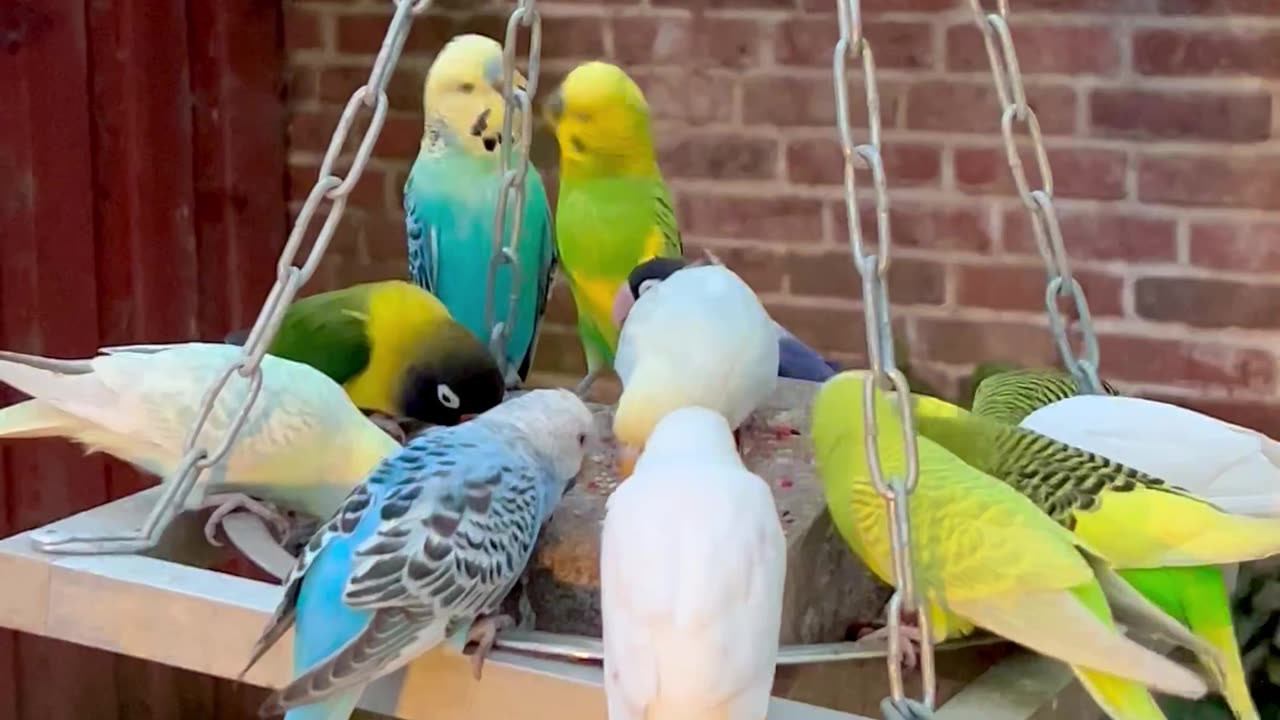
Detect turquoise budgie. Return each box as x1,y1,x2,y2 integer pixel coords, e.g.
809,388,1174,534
404,33,556,387
240,389,595,720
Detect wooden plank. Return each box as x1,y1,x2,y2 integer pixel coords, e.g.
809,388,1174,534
0,2,120,718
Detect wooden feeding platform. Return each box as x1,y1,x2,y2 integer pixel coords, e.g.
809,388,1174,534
0,378,1099,719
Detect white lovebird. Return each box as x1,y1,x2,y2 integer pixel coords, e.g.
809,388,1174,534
610,262,780,478
600,406,786,720
0,342,401,546
1021,394,1280,518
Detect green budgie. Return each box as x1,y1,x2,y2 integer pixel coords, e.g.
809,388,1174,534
811,370,1208,720
542,60,684,397
914,369,1280,720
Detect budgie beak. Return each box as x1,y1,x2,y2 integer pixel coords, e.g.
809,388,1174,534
615,443,640,480
540,88,564,130
610,282,636,329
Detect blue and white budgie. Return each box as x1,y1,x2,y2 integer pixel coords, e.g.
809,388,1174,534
601,406,786,720
404,33,556,387
240,388,595,720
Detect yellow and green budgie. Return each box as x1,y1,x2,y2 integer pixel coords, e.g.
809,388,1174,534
811,370,1208,720
913,368,1276,720
542,61,684,397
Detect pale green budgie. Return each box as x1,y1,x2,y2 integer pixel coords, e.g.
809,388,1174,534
811,370,1208,720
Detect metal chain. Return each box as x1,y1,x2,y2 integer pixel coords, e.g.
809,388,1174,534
34,0,432,555
832,0,935,709
967,0,1102,395
484,0,543,384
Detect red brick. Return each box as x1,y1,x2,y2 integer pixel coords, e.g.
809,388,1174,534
656,0,799,8
801,0,958,10
286,64,319,103
318,65,424,114
372,113,422,161
765,303,867,356
1135,276,1280,329
912,316,1061,367
1134,29,1280,77
953,263,1124,317
678,194,824,245
1003,209,1177,263
947,24,1120,76
1158,0,1280,14
529,327,588,376
1098,334,1275,392
361,212,410,265
741,75,904,128
955,146,1127,201
787,140,941,187
983,0,1157,10
786,252,946,306
284,6,326,52
1189,221,1280,273
683,242,787,295
776,19,934,70
1089,89,1271,142
617,17,765,69
1138,154,1280,209
631,70,736,126
834,203,994,254
658,135,779,181
287,108,341,153
540,16,607,60
905,81,1076,135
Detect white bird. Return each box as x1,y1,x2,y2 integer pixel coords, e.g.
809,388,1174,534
600,406,786,720
610,263,780,478
1021,394,1280,517
0,342,401,545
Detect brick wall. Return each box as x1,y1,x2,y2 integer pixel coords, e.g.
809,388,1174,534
283,0,1280,434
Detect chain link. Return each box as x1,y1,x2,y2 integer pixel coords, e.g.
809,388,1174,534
967,0,1102,395
484,0,543,383
832,0,935,709
36,0,431,555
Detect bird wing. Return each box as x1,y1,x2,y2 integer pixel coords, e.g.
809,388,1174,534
249,430,545,712
260,285,374,387
514,168,559,382
601,461,784,720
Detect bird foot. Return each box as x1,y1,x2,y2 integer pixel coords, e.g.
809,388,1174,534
858,624,924,671
366,411,408,445
466,614,516,681
198,493,292,547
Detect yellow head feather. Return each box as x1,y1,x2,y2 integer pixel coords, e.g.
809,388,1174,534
542,61,658,179
423,33,529,156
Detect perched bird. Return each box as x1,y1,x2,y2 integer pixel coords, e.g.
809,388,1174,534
240,389,595,720
226,280,506,440
914,378,1280,720
0,343,400,543
543,61,684,397
811,371,1209,720
611,263,780,479
968,366,1119,423
601,406,786,720
403,33,556,388
613,256,840,383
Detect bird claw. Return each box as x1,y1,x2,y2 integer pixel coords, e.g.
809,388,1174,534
572,371,598,399
466,614,515,681
859,624,923,671
198,493,292,547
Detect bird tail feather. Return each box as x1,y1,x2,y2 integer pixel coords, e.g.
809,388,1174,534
0,351,120,431
949,585,1206,701
1071,666,1170,720
0,400,71,439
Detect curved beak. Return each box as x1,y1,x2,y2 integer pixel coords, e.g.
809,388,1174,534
615,444,641,481
610,282,636,330
540,87,564,131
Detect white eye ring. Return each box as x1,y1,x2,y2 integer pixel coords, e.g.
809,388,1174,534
637,278,661,296
437,384,461,410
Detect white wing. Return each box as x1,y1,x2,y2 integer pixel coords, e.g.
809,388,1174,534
615,265,778,429
601,458,786,720
1021,395,1280,515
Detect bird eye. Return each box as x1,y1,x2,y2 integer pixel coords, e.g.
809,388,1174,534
638,278,661,296
577,432,587,447
437,384,461,410
458,82,475,94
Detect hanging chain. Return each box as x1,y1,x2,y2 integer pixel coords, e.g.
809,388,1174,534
483,0,543,384
967,0,1101,395
35,0,431,555
832,0,935,709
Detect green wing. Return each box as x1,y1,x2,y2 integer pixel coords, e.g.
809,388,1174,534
653,181,683,257
265,285,374,386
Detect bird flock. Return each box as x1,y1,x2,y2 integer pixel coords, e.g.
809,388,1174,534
0,31,1277,720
